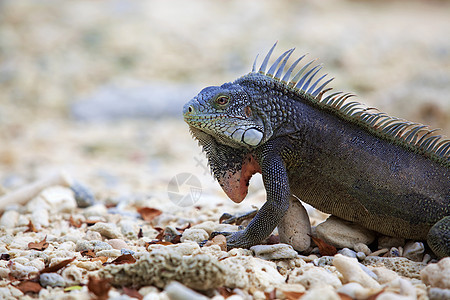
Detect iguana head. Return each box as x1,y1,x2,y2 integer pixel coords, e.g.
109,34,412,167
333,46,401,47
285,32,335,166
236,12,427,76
183,83,266,149
183,83,264,203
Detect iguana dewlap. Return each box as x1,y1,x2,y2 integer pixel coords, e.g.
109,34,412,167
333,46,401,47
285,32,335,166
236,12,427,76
183,43,450,258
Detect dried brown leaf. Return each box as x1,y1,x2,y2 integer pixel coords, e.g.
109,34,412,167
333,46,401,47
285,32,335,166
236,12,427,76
137,228,143,238
217,286,235,298
92,256,108,263
176,223,191,233
123,287,143,300
146,240,173,247
85,219,101,226
137,207,162,222
282,290,305,300
88,276,111,300
0,253,10,260
69,216,82,228
28,236,49,251
24,220,38,233
308,234,337,256
110,254,136,265
41,257,76,274
14,280,42,294
81,249,96,258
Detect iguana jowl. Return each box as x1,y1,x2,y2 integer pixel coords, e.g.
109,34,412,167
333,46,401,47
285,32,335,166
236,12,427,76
183,43,450,257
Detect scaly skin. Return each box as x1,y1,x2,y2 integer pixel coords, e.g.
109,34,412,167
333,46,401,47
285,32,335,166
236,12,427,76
183,46,450,257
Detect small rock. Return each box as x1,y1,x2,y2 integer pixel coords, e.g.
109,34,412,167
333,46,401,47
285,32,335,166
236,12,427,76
70,181,95,208
356,252,366,261
388,247,401,257
338,248,357,258
107,239,128,250
164,281,208,300
61,266,84,286
119,220,138,240
403,241,424,262
315,216,376,248
164,226,182,243
204,234,227,252
31,208,49,227
96,249,122,258
278,196,311,252
302,284,341,300
121,249,134,255
354,243,371,256
420,257,450,289
338,282,379,300
372,267,399,284
369,248,389,257
85,230,102,241
428,287,450,300
40,186,77,213
422,253,431,264
250,244,298,260
363,256,426,279
90,222,122,239
288,265,342,289
75,240,112,252
83,203,108,217
314,256,334,267
378,235,405,249
180,228,209,243
39,273,65,287
333,254,381,289
0,210,19,228
8,261,39,279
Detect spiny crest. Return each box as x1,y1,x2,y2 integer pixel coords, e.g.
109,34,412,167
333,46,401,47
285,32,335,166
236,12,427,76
251,42,450,165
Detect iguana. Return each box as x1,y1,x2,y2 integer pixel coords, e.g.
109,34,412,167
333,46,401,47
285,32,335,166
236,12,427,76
183,43,450,258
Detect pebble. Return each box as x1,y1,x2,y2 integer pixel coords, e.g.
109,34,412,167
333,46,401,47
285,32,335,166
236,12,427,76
372,267,399,284
428,287,450,300
39,273,66,287
40,186,77,213
420,257,450,289
164,281,209,300
70,181,95,208
83,203,108,217
402,241,424,262
369,248,389,256
250,244,298,260
8,261,39,279
353,243,371,255
302,284,340,300
338,282,378,300
96,249,122,258
333,254,381,289
288,265,342,289
89,222,123,239
0,210,19,228
85,230,102,241
119,220,138,240
31,208,49,227
180,228,209,243
338,248,357,258
164,226,182,243
315,216,376,248
356,252,366,261
388,247,401,257
61,266,84,286
277,196,311,252
107,239,128,250
363,256,426,279
75,240,112,252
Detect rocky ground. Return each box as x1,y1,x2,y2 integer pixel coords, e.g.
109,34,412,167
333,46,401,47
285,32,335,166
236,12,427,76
0,0,449,299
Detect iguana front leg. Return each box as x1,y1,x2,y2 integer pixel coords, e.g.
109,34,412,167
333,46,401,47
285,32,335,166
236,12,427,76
225,150,291,249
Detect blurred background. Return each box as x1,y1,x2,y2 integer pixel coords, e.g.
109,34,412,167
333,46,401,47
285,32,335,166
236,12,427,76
0,0,449,205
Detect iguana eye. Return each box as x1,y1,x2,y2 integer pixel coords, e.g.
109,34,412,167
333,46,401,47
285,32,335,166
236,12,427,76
216,96,229,106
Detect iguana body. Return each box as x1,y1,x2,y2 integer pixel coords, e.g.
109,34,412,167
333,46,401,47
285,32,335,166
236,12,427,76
183,44,450,257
